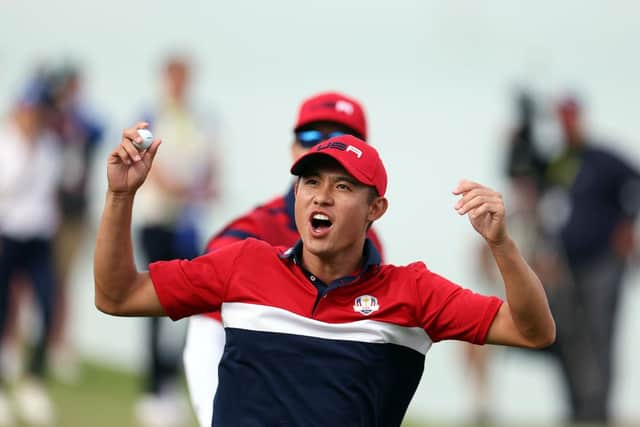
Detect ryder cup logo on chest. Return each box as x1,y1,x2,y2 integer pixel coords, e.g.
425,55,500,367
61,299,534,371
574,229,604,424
353,295,380,316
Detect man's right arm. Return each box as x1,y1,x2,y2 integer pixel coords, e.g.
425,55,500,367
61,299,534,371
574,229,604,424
94,192,164,316
93,123,165,317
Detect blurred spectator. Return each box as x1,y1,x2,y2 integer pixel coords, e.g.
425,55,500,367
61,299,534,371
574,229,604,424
182,91,385,427
133,54,220,427
505,91,547,185
44,62,104,383
0,75,63,426
506,92,640,425
542,95,640,424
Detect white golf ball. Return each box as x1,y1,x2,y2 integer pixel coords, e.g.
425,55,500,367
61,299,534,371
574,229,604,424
134,129,154,150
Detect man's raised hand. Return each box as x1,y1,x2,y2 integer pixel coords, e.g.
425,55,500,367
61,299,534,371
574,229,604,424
107,122,161,195
453,180,506,246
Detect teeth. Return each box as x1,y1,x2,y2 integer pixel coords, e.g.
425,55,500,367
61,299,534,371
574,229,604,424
312,213,329,221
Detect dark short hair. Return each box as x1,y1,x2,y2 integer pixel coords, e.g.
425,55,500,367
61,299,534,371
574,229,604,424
366,186,379,203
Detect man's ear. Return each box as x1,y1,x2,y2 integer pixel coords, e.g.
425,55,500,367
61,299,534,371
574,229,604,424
293,178,300,198
368,197,388,223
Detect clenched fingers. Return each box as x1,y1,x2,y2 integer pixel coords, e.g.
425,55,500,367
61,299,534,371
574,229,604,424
453,181,503,214
112,122,151,165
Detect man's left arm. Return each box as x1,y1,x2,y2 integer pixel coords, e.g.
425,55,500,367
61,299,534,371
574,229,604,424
612,154,640,258
484,237,556,347
453,180,556,348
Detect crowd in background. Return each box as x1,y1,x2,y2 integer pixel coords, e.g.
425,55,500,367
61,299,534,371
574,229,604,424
468,89,640,426
0,56,638,427
0,62,103,426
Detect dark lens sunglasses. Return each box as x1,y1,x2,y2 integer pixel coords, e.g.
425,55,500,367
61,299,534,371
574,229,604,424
295,130,347,148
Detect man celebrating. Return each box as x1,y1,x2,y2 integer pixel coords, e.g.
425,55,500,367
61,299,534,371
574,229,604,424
182,91,385,427
94,125,555,426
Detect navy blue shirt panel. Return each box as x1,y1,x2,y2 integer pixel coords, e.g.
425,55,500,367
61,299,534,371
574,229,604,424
562,147,640,264
212,328,424,427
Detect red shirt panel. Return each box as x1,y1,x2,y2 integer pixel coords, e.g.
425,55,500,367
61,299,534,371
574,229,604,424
150,239,501,345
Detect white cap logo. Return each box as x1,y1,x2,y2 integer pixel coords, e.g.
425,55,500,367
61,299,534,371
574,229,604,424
335,100,354,115
346,145,362,158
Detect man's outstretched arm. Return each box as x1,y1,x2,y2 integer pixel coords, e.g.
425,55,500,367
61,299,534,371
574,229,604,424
453,180,556,349
94,122,164,317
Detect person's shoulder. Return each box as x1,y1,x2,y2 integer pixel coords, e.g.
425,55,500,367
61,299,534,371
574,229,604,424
242,237,284,253
221,194,283,226
188,98,220,118
243,236,271,247
379,261,429,277
205,193,289,251
375,262,437,296
187,100,222,131
209,237,279,261
586,142,626,161
246,194,288,222
255,194,287,211
239,237,292,263
587,143,639,171
233,194,286,225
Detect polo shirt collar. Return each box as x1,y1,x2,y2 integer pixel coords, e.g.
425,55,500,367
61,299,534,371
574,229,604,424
281,238,381,273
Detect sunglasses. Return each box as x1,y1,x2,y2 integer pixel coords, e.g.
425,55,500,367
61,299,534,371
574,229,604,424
295,130,348,148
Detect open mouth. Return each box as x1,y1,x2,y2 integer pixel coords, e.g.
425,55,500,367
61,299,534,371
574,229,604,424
310,213,333,233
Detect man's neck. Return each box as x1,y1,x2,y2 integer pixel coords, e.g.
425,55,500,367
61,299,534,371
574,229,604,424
300,243,364,285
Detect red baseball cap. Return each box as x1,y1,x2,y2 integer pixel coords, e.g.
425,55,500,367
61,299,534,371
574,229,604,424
294,92,367,140
290,134,387,196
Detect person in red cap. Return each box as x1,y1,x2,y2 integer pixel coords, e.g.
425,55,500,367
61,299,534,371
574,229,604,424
94,124,556,427
181,91,384,427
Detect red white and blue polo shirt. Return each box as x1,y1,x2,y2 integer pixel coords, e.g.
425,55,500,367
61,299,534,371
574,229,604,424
149,236,502,427
202,185,385,321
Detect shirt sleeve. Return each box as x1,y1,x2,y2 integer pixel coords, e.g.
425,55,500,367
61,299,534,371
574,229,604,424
611,154,640,218
201,209,268,322
412,263,503,344
149,239,247,320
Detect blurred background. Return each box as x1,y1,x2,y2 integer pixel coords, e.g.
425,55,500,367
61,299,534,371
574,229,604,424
1,1,639,426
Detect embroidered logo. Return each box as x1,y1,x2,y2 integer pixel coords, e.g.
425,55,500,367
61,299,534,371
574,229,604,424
335,100,354,115
315,141,363,158
353,295,380,316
